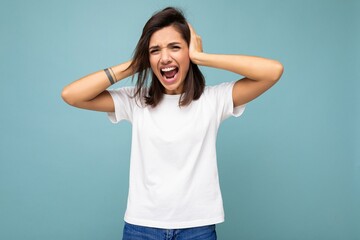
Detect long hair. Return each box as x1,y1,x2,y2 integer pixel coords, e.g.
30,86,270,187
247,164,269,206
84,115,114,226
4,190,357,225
128,7,205,107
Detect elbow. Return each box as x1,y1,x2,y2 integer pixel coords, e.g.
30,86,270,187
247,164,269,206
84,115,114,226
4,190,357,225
61,86,77,106
270,61,284,82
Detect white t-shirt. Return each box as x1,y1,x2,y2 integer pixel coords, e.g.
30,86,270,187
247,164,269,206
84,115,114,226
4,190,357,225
107,81,245,229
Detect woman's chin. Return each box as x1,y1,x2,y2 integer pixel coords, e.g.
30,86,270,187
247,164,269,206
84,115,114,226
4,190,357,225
163,85,182,95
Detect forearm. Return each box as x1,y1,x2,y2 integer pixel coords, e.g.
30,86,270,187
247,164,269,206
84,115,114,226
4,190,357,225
192,53,283,82
62,61,133,105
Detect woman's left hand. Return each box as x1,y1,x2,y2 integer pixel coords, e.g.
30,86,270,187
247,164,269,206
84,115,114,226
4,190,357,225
188,23,203,64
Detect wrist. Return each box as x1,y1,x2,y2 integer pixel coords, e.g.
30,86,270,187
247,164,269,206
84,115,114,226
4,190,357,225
190,52,206,65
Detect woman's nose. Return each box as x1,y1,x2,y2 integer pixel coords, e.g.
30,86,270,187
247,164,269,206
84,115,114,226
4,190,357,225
160,50,172,64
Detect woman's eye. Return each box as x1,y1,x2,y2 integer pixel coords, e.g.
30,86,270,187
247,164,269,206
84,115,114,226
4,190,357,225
150,49,159,54
172,46,180,50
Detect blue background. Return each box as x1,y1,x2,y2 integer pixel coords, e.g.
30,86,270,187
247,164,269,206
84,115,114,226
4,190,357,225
0,0,359,239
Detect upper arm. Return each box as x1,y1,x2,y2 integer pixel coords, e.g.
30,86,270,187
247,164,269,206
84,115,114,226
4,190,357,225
62,90,115,112
232,77,279,107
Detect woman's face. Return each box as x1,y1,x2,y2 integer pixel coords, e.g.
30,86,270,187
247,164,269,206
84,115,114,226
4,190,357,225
149,25,190,95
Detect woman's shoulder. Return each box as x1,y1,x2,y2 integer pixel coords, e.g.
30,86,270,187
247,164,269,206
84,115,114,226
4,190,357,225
203,81,236,95
110,85,136,92
107,86,144,106
107,86,139,100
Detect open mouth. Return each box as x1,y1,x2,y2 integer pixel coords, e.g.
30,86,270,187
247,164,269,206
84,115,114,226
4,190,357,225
160,66,179,81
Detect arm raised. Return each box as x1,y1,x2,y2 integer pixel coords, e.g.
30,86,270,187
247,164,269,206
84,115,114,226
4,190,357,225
188,24,284,107
61,61,133,112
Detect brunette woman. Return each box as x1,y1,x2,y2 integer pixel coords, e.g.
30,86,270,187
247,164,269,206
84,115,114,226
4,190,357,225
62,7,283,240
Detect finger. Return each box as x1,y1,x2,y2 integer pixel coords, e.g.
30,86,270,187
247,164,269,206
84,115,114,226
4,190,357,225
198,36,203,52
187,22,193,31
187,22,196,36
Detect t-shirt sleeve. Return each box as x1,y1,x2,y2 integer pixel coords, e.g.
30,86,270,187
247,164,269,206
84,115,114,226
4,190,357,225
106,87,136,123
210,81,246,122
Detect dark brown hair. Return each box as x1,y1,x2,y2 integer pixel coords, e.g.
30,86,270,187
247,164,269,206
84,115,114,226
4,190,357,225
128,7,205,107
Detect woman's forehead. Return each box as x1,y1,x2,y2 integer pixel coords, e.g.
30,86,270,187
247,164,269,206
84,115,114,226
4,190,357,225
149,26,186,47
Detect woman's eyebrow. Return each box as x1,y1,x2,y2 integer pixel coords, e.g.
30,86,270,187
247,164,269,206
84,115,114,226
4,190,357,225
149,45,159,50
149,42,182,50
168,42,181,46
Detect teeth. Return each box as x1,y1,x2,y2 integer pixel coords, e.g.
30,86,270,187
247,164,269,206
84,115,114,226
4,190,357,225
161,67,176,72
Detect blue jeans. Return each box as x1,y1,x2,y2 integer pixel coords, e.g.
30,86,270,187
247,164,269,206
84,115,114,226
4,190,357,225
122,222,217,240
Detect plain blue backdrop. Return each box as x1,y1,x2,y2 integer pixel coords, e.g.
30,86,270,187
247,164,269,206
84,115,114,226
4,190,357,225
0,0,359,239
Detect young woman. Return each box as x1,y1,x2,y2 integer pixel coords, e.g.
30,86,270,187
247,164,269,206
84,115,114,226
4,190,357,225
62,7,283,240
